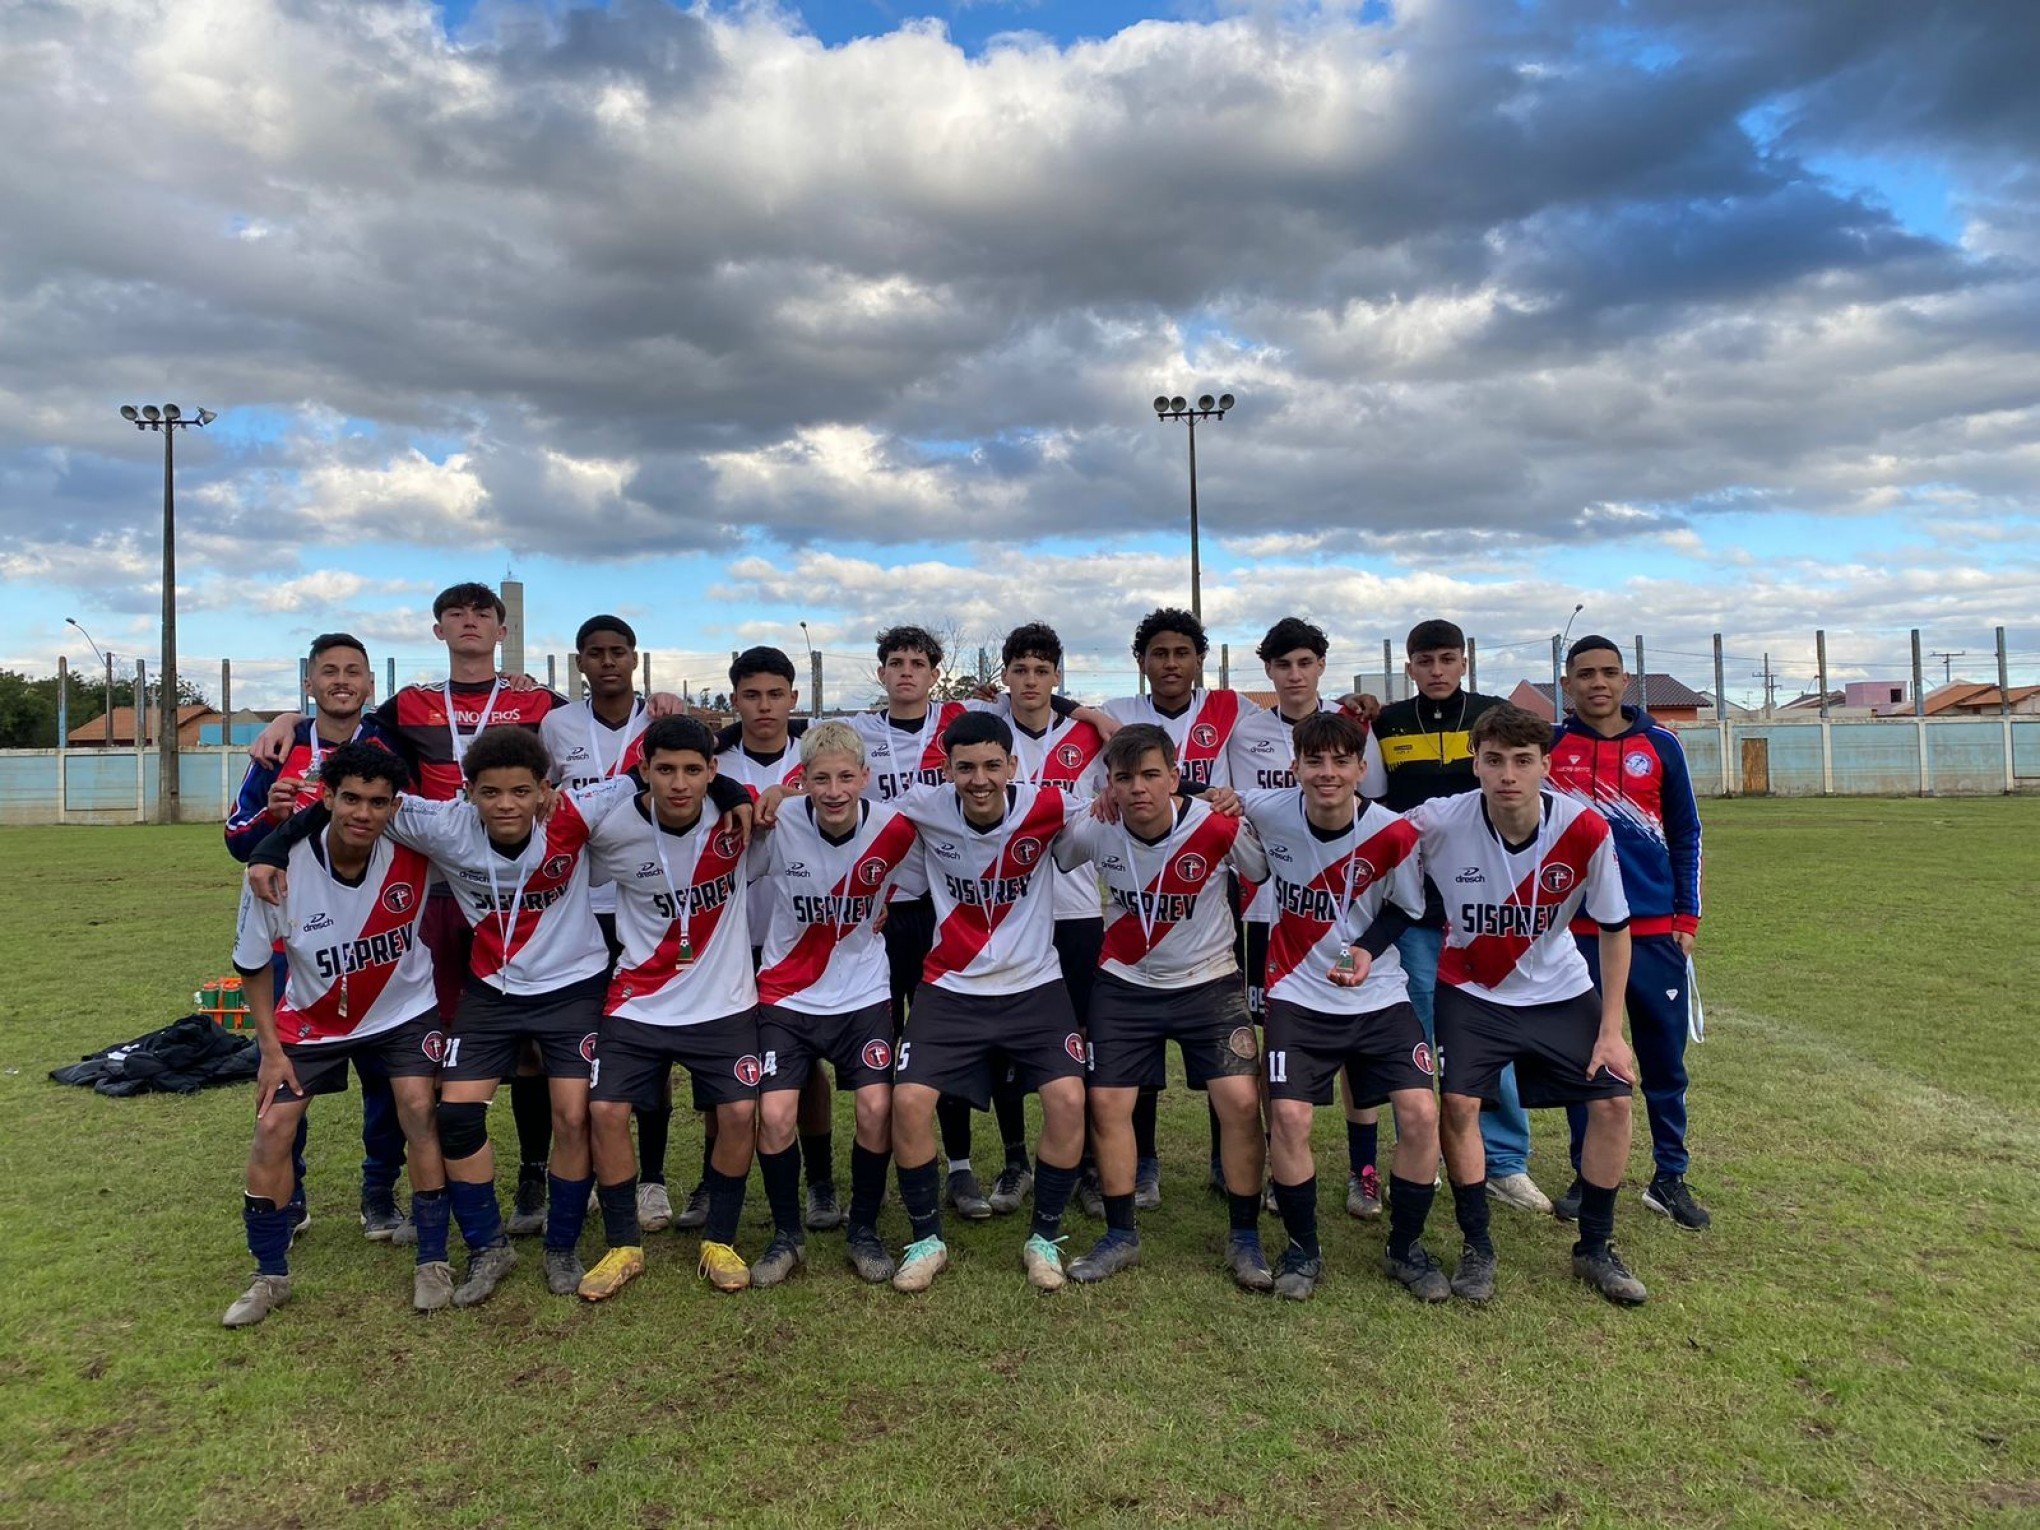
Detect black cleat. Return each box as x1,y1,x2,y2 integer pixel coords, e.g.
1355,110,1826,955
1382,1243,1451,1303
1227,1233,1274,1292
452,1241,519,1308
749,1231,807,1289
946,1167,993,1221
1272,1246,1323,1301
845,1226,896,1284
1552,1176,1584,1223
360,1190,404,1242
1573,1244,1649,1305
674,1181,711,1231
1076,1167,1106,1221
506,1166,548,1238
1451,1244,1497,1304
1643,1174,1712,1231
804,1181,847,1232
1133,1156,1162,1212
988,1162,1033,1215
1068,1232,1142,1284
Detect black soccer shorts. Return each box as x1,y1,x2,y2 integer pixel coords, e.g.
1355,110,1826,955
756,1001,896,1093
1434,984,1633,1108
1263,997,1434,1108
1244,918,1271,1023
892,980,1084,1110
591,1008,764,1111
274,1011,444,1101
441,974,605,1083
883,896,936,1032
1086,971,1259,1091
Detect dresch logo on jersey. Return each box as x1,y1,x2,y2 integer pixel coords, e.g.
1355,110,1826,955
1454,866,1485,884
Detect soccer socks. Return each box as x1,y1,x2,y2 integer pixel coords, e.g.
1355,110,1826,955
1387,1175,1435,1262
1228,1191,1262,1237
635,1105,672,1186
1132,1088,1160,1161
1452,1179,1494,1258
1031,1159,1080,1241
696,1134,715,1190
703,1166,747,1246
1575,1179,1618,1258
898,1158,943,1241
243,1194,292,1277
993,1088,1029,1169
1271,1177,1320,1260
800,1130,835,1191
510,1074,551,1171
597,1178,641,1248
937,1095,974,1164
545,1172,593,1254
849,1143,890,1231
760,1145,804,1238
1103,1192,1138,1239
449,1178,507,1252
1348,1120,1378,1178
411,1186,451,1265
1207,1101,1222,1164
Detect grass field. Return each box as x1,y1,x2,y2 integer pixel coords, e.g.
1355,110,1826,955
3,800,2037,1527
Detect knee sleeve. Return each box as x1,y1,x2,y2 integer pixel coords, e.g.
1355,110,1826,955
437,1100,491,1161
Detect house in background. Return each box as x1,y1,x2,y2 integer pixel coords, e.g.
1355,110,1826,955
67,705,220,748
1507,674,1709,725
1919,682,2040,717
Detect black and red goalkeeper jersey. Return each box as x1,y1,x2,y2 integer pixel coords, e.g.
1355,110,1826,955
374,680,568,802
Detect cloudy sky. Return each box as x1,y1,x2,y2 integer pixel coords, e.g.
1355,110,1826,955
3,0,2037,710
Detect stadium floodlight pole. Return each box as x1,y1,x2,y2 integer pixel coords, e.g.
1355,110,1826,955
66,617,116,746
118,402,217,823
1152,392,1236,622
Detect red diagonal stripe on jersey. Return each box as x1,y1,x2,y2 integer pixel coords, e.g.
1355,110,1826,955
277,845,431,1042
921,788,1066,985
470,801,592,982
757,813,917,1005
1099,812,1240,967
607,816,749,1008
914,702,969,776
1264,817,1418,993
1438,811,1608,990
1037,721,1104,786
1177,689,1243,767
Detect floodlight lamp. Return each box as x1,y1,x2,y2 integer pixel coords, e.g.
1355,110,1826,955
142,405,161,421
1218,393,1235,411
196,408,217,426
1197,394,1215,411
163,403,181,420
1153,395,1171,414
120,405,139,421
1170,396,1187,412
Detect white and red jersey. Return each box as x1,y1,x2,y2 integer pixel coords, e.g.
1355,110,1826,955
1007,709,1108,921
850,702,976,900
894,782,1084,997
234,831,436,1045
586,797,757,1027
754,800,920,1014
1409,790,1629,1005
1102,687,1258,789
1226,699,1345,922
717,735,807,946
1244,790,1425,1015
388,780,634,996
1055,797,1269,989
542,699,650,915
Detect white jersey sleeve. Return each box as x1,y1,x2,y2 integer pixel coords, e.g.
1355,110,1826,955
233,883,288,971
593,798,757,1027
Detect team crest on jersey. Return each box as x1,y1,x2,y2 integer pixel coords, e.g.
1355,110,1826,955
1190,722,1219,749
579,1032,599,1064
1054,742,1084,770
1011,838,1043,867
1062,1032,1086,1063
1348,858,1376,885
422,1030,447,1063
856,855,890,887
861,1039,893,1071
713,826,743,859
1227,1026,1259,1061
1413,1041,1434,1076
382,882,416,914
542,854,573,880
1539,864,1578,894
1175,852,1209,883
1624,750,1654,777
733,1054,763,1087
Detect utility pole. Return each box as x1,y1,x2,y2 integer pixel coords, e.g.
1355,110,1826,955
1750,653,1777,714
1929,650,1967,686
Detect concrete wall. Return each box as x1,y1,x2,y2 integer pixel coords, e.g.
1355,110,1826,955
1669,717,2040,798
0,747,250,826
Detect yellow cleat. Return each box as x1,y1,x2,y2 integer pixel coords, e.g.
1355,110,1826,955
698,1240,750,1293
577,1246,646,1303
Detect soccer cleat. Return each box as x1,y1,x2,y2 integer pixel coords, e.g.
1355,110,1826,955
988,1163,1034,1216
1488,1172,1553,1214
1262,1179,1279,1215
577,1246,645,1302
1021,1233,1067,1291
506,1167,548,1237
413,1261,455,1312
389,1216,418,1249
697,1240,750,1293
749,1232,807,1289
1272,1247,1323,1302
1552,1177,1584,1223
674,1181,711,1231
1574,1245,1649,1305
451,1242,519,1308
1133,1156,1162,1212
891,1235,949,1293
1381,1243,1451,1303
1346,1165,1383,1220
1227,1233,1274,1292
1076,1168,1106,1221
945,1167,993,1221
286,1197,310,1245
1643,1174,1712,1231
1067,1232,1142,1285
544,1248,586,1296
360,1190,404,1242
804,1182,847,1231
1450,1244,1497,1304
222,1273,292,1328
845,1226,897,1284
637,1181,675,1234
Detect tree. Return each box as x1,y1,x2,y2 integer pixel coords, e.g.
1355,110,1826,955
0,670,211,748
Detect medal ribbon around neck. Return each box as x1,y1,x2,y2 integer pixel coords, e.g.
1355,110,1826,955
584,697,644,780
652,810,708,964
483,836,537,981
444,679,503,766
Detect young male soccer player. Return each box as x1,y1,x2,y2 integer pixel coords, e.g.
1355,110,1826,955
1359,618,1548,1215
1053,725,1273,1288
577,717,766,1300
1410,704,1646,1305
747,722,921,1285
225,632,409,1241
1243,713,1447,1302
223,744,450,1326
1551,636,1709,1230
883,712,1093,1293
